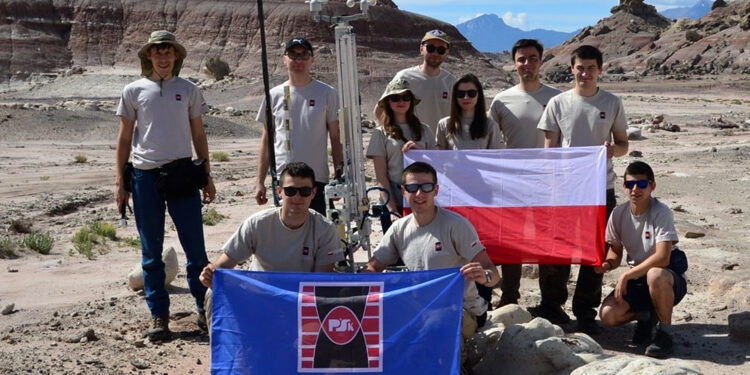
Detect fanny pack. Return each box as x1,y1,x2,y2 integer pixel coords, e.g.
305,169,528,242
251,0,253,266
155,158,209,200
667,247,688,275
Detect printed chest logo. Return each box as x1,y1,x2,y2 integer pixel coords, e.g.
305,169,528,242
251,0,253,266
309,99,316,107
442,92,448,99
434,242,443,251
302,246,310,256
644,231,651,240
175,94,182,101
599,111,606,119
299,282,383,372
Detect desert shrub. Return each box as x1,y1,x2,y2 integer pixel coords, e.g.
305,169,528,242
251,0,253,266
202,207,226,226
74,154,88,163
120,236,141,249
40,176,50,181
90,221,117,241
0,236,17,258
23,232,55,254
212,151,229,162
71,226,99,259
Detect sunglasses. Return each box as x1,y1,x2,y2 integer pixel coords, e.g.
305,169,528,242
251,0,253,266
389,93,413,103
456,89,478,99
285,51,312,61
424,44,448,55
624,179,650,189
282,186,314,197
403,183,436,194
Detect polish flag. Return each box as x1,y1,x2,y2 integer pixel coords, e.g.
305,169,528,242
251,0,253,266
404,147,607,265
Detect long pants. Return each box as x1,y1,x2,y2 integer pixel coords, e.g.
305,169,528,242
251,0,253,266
538,188,616,321
310,181,328,216
133,168,209,317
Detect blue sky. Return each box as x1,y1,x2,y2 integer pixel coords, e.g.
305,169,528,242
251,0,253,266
393,0,702,32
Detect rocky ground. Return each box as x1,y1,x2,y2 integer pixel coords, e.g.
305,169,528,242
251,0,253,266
0,70,749,374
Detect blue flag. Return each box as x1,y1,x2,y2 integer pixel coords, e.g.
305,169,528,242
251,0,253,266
211,268,465,374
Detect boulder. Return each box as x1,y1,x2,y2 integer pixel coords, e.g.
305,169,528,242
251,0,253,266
627,126,643,140
571,355,702,374
127,246,178,291
487,304,532,327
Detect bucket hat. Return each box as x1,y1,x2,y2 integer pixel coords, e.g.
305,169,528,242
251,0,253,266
138,30,187,77
378,78,421,107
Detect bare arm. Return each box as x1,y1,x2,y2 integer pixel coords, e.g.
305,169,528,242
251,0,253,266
460,250,501,287
543,130,560,148
190,116,216,203
199,253,239,288
327,120,343,174
606,128,629,158
255,126,270,205
114,116,135,211
363,257,386,272
594,242,625,274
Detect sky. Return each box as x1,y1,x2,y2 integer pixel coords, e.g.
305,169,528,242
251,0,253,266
392,0,703,32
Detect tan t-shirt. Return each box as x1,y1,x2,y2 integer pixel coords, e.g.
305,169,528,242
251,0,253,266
373,207,487,316
606,198,679,266
366,123,436,183
435,116,504,150
392,66,455,133
489,84,561,149
537,88,628,189
222,208,343,271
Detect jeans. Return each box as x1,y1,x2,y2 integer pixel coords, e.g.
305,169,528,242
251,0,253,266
133,168,209,317
310,181,328,216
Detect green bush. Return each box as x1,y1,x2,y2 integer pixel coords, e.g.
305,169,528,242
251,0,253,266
202,207,226,226
120,236,141,249
71,226,98,259
23,232,54,254
0,236,17,258
212,151,229,162
90,221,117,241
74,154,88,163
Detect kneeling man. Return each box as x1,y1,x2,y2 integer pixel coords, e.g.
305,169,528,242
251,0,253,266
597,161,687,358
363,161,500,337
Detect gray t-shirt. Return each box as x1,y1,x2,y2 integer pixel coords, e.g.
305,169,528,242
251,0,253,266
373,207,487,316
366,123,436,183
606,198,679,266
256,79,338,183
222,207,343,272
537,88,628,189
392,66,455,133
489,84,561,149
117,77,208,170
435,116,504,150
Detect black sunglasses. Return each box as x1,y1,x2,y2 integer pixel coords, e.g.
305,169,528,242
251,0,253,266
424,44,447,55
456,89,478,99
285,51,312,61
389,93,413,103
624,179,650,189
282,186,314,197
402,183,436,194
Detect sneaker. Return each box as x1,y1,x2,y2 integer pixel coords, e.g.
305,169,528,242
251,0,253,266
645,329,674,358
576,318,602,336
197,311,208,333
632,313,658,346
147,315,171,342
528,304,571,325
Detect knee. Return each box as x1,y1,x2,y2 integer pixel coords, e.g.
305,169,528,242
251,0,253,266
599,303,619,327
646,268,672,291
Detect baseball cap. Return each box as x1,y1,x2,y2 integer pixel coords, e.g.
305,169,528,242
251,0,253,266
285,37,314,55
420,29,450,47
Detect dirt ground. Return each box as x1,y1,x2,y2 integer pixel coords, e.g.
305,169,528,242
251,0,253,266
0,70,748,374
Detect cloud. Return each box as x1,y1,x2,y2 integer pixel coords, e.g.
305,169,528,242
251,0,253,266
502,11,528,29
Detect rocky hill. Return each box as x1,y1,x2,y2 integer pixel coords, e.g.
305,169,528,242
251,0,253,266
540,0,750,82
0,0,498,84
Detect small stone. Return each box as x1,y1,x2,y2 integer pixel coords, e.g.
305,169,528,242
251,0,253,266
722,263,739,271
673,205,687,213
196,358,202,365
684,231,705,239
727,208,743,214
628,150,643,157
130,359,150,370
1,304,14,315
133,340,146,348
711,147,717,152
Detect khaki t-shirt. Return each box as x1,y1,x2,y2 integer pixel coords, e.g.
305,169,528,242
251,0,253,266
392,66,455,133
537,88,627,189
435,116,504,150
606,198,679,266
222,208,343,271
366,123,436,183
489,84,561,149
373,207,487,316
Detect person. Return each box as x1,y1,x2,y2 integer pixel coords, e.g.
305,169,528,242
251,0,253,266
200,162,343,329
376,29,455,133
537,44,629,334
363,162,500,337
114,30,216,341
436,73,503,150
597,161,686,358
255,37,343,215
488,39,561,308
366,78,436,234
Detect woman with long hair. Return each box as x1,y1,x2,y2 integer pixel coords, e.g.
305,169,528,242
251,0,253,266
366,78,436,232
436,73,503,150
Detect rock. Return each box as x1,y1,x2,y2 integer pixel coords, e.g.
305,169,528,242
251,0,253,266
488,304,532,327
728,311,750,341
8,219,33,234
727,208,742,214
204,57,230,81
64,328,97,343
684,231,705,239
224,106,235,113
685,30,702,42
521,264,539,279
673,205,687,212
1,304,15,315
652,114,664,124
626,127,643,140
721,263,739,270
133,340,146,348
712,0,727,10
628,150,643,157
127,246,178,291
571,354,702,374
130,359,150,370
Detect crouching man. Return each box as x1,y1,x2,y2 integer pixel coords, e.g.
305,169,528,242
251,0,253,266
597,161,687,358
363,161,500,338
199,162,343,329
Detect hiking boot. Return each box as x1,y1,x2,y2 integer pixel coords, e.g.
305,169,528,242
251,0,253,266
576,318,602,336
147,315,171,342
197,311,208,333
632,313,658,346
495,296,518,309
528,304,571,325
645,329,674,358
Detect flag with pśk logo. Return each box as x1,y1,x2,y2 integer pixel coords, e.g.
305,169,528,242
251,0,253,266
210,268,464,374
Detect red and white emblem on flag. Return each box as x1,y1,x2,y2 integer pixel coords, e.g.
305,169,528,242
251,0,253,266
298,282,383,372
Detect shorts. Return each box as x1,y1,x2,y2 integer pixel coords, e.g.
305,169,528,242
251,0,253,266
607,268,687,313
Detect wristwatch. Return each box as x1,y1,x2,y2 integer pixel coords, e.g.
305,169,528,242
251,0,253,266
484,270,492,285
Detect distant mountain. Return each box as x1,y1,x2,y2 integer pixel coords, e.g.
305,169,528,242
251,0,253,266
660,0,712,19
456,14,576,53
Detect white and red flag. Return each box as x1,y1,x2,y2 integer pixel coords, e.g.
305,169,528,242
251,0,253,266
404,146,607,265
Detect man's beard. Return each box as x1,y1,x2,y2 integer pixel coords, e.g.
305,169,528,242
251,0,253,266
425,57,442,68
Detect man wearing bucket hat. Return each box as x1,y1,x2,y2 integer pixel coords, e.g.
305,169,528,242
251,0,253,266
376,29,455,133
254,36,343,216
115,30,215,341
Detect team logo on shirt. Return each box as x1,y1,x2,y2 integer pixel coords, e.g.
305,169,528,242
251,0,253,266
434,242,443,252
303,246,310,256
442,92,448,99
310,99,316,107
175,94,182,101
644,231,651,240
599,111,606,119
